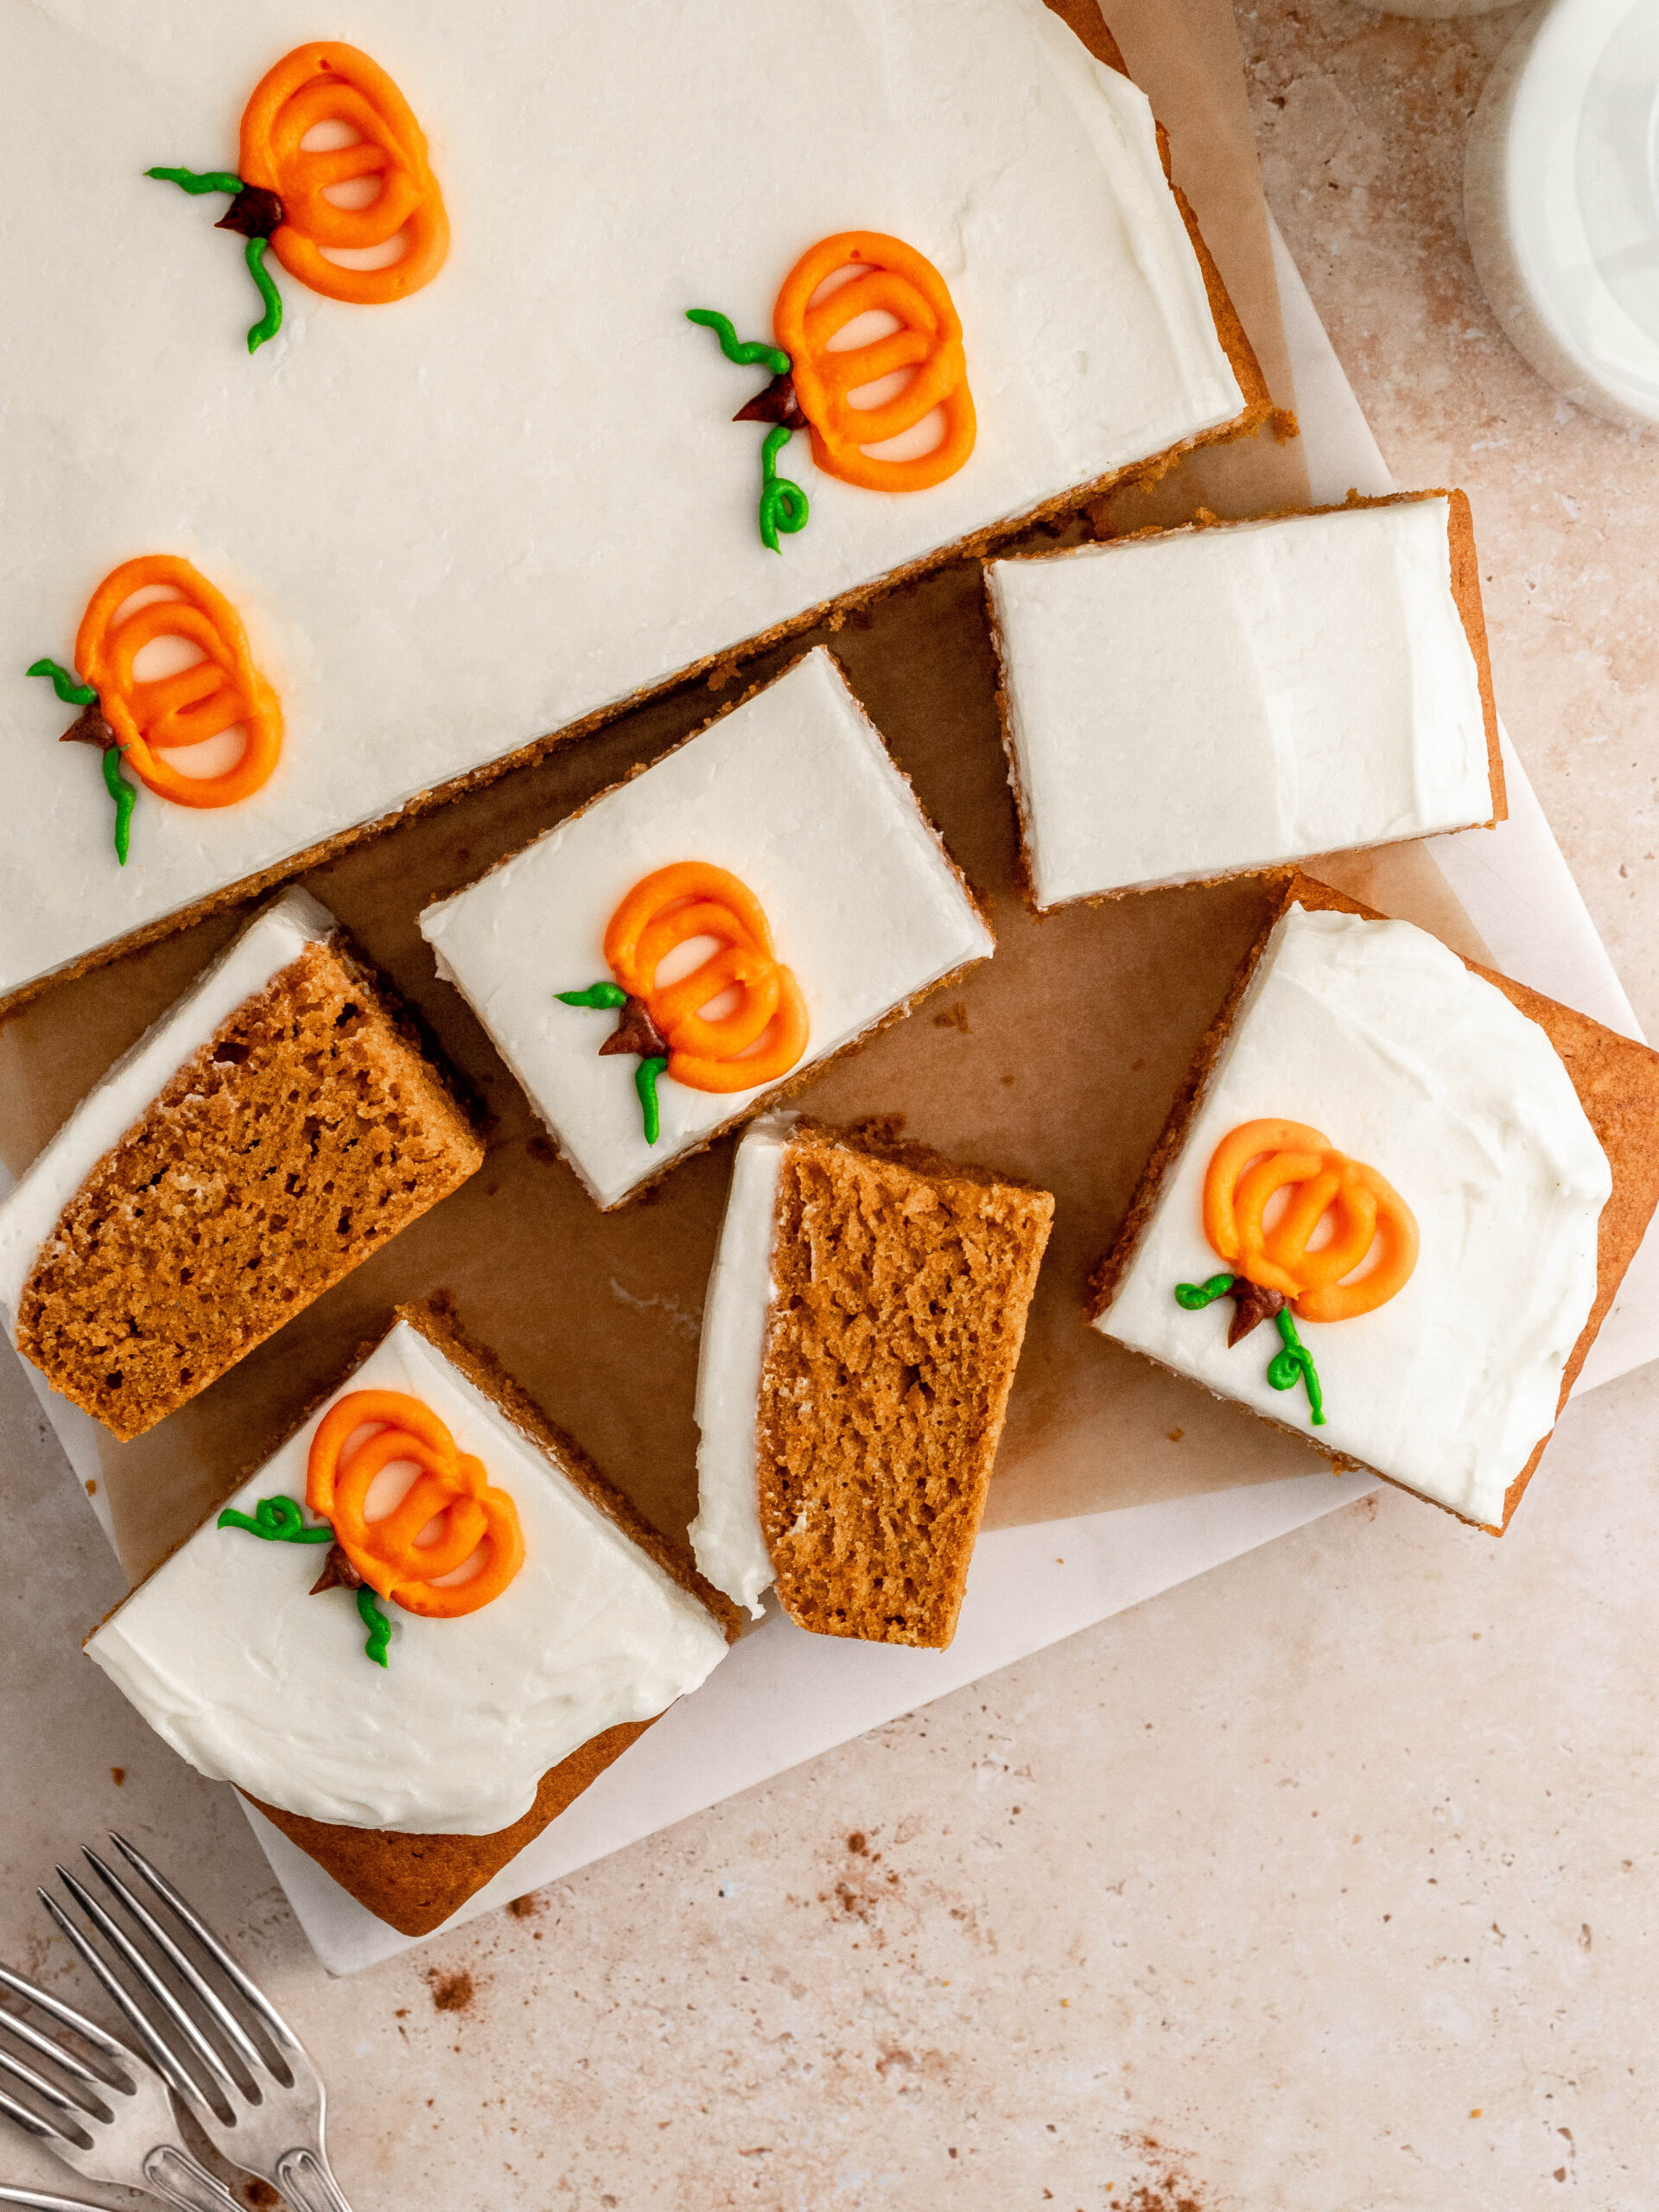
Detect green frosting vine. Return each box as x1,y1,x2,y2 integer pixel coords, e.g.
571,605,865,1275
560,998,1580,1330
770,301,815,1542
27,658,97,708
358,1586,392,1669
1173,1274,1327,1427
1266,1308,1325,1427
557,982,628,1009
636,1055,668,1147
217,1494,334,1543
146,164,244,196
218,1494,394,1664
147,167,284,353
758,426,809,555
28,659,135,865
244,237,283,353
685,307,789,378
688,308,810,551
101,747,138,868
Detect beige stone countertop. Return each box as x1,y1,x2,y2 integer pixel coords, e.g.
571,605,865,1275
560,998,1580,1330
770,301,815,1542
3,8,1658,2208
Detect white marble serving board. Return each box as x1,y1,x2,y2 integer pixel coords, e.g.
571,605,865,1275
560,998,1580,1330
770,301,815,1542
10,221,1656,1975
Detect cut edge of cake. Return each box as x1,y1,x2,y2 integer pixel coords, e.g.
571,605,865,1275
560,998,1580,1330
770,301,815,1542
695,1110,1053,1649
8,899,486,1441
984,489,1506,915
1086,869,1659,1534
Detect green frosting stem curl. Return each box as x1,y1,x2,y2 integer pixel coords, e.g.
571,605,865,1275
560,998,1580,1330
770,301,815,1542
1266,1309,1325,1427
358,1586,392,1668
1174,1272,1236,1311
636,1055,668,1146
102,747,137,868
558,981,629,1008
27,658,97,708
686,307,790,379
244,237,283,354
759,426,809,555
217,1494,334,1543
146,164,245,196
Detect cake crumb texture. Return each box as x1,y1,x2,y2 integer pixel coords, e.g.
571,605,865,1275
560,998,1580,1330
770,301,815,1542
17,944,482,1441
759,1122,1053,1649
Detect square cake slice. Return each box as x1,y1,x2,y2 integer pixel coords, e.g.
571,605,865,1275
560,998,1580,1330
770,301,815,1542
420,650,995,1210
690,1113,1053,1647
0,889,482,1441
986,493,1504,910
1090,874,1659,1531
85,1300,736,1936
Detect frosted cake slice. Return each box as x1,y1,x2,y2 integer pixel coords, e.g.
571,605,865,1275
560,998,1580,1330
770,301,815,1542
691,1113,1052,1647
1090,874,1659,1531
0,890,481,1440
420,650,995,1211
86,1300,736,1936
986,493,1503,910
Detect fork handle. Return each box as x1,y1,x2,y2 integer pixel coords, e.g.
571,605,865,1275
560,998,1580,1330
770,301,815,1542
140,2145,244,2212
271,2147,355,2212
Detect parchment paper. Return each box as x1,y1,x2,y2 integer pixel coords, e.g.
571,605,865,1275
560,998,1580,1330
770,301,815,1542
0,0,1424,1586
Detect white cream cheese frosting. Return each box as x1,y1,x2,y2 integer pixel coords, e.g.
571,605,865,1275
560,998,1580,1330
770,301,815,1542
85,1320,730,1835
0,0,1244,1001
0,886,334,1344
988,499,1494,908
689,1111,797,1614
1096,906,1610,1529
420,650,994,1209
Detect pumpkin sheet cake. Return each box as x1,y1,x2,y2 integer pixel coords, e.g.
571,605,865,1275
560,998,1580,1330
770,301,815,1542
0,0,1268,1008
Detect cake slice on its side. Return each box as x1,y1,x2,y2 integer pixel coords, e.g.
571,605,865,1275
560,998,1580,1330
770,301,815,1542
692,1114,1053,1649
0,889,482,1441
1090,873,1659,1533
85,1299,738,1937
985,492,1505,911
420,649,995,1211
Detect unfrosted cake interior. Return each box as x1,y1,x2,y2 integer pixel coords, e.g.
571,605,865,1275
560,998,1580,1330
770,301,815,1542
0,892,482,1440
987,492,1503,909
692,1113,1052,1649
86,1300,736,1935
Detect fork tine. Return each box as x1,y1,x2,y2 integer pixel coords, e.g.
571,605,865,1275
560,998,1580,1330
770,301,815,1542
0,2077,54,2139
0,1993,124,2095
0,1962,133,2077
0,2186,119,2211
0,2035,99,2123
36,1891,199,2114
49,1872,238,2122
108,1834,302,2067
80,1849,266,2095
0,2187,121,2211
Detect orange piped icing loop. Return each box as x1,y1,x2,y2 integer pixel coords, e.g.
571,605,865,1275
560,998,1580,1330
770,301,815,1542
774,232,976,493
238,43,448,306
1201,1119,1419,1324
74,556,283,810
305,1389,524,1618
603,862,809,1094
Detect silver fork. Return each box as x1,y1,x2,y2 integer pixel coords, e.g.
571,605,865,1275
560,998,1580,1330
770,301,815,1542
0,1954,238,2211
0,2190,124,2210
43,1835,354,2212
